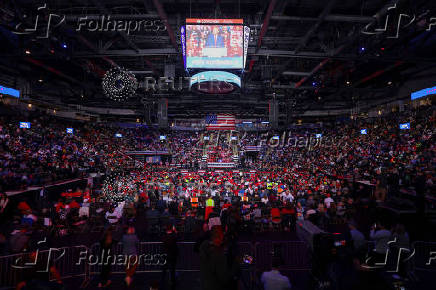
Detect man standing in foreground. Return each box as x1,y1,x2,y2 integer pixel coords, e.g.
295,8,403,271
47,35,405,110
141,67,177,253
261,259,292,290
199,226,239,290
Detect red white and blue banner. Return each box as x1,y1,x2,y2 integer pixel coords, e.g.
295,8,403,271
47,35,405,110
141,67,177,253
207,162,235,168
244,145,262,151
205,114,236,130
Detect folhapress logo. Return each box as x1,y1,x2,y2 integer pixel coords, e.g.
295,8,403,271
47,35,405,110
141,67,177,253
362,3,436,38
12,3,166,39
13,4,65,39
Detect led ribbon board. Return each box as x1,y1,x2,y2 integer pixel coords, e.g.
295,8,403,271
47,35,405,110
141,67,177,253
411,86,436,100
180,26,187,69
0,85,20,98
189,71,241,94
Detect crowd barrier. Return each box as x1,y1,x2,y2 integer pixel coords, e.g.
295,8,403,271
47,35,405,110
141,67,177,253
3,240,434,288
0,245,89,289
0,240,309,288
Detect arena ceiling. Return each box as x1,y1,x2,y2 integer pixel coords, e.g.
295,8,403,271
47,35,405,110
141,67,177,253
1,0,436,121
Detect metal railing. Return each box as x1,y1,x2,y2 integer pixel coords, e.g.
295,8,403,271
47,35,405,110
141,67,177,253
0,245,89,289
0,240,311,288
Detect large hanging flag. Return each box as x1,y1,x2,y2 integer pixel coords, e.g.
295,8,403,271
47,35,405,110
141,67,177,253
205,114,236,130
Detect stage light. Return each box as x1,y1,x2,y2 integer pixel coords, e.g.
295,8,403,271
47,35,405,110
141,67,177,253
38,79,43,83
312,82,316,86
62,43,67,48
388,81,392,85
50,49,55,54
28,103,32,108
346,81,351,85
53,109,56,114
381,47,385,51
360,47,365,51
25,50,31,55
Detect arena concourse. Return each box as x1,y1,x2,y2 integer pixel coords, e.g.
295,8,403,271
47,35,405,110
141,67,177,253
0,1,435,290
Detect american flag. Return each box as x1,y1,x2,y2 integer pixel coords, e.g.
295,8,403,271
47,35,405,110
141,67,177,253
205,114,236,130
244,145,262,151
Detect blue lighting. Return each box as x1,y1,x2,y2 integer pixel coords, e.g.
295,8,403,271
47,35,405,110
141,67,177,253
190,71,241,88
360,129,367,135
115,133,123,138
62,43,67,48
315,134,322,138
66,128,74,134
19,122,31,129
0,85,20,98
399,123,410,130
411,86,436,100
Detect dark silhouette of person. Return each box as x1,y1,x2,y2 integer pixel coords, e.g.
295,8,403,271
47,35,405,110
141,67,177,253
199,226,239,290
162,225,178,290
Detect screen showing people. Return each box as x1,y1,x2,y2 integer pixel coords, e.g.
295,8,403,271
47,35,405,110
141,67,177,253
186,23,243,69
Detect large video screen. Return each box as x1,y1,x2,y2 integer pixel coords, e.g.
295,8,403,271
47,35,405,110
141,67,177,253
186,19,244,69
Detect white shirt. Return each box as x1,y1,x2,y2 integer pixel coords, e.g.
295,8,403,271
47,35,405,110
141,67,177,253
324,197,334,208
105,211,119,224
261,270,291,290
281,193,294,203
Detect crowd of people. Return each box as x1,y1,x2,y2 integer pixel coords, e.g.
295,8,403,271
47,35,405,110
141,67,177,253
0,101,434,289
